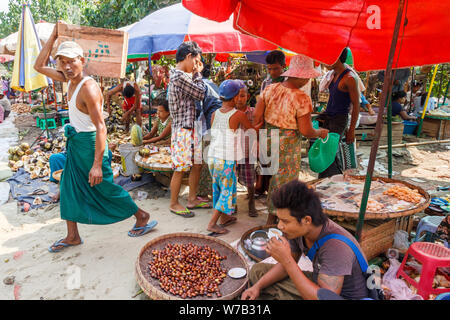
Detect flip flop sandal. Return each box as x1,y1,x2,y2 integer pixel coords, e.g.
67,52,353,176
207,229,230,237
248,210,259,217
186,202,212,210
128,220,158,237
48,238,84,253
219,217,237,228
170,209,195,218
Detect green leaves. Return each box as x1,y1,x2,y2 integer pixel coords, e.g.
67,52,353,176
0,0,180,42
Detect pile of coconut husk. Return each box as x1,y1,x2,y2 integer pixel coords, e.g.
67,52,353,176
7,136,66,180
105,102,125,134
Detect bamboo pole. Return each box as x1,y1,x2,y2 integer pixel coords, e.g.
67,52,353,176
417,64,439,136
379,139,450,149
355,0,406,241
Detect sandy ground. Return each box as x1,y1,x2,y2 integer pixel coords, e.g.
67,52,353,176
0,185,269,300
1,114,449,300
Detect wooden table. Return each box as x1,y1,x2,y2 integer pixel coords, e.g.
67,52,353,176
422,115,450,140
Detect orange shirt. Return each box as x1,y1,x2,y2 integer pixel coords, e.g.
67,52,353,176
262,82,313,129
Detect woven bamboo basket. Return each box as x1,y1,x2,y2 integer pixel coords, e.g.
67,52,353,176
52,169,63,181
135,233,249,300
240,224,277,263
134,153,173,173
307,175,431,220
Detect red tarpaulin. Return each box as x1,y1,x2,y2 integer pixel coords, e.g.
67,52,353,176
183,0,450,71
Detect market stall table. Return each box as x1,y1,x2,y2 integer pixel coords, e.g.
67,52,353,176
307,175,431,260
422,114,450,140
134,145,190,187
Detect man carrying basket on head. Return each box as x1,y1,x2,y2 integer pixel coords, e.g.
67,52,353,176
34,23,157,253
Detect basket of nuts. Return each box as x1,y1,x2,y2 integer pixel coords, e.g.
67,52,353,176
135,233,249,300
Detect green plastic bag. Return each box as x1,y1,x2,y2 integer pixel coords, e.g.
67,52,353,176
308,133,340,173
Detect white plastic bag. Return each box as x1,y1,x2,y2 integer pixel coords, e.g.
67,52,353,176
393,230,410,251
382,258,423,300
0,182,10,205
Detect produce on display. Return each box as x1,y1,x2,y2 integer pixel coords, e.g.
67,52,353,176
105,102,124,134
148,243,227,299
11,103,32,114
383,186,423,204
138,146,171,165
7,137,66,179
311,175,426,214
130,124,143,146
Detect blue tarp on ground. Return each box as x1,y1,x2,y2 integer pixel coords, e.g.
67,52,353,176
7,168,156,211
7,168,59,210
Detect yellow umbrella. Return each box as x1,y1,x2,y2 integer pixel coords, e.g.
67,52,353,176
11,3,49,92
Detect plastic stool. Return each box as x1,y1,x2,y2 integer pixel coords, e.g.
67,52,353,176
414,216,445,242
396,242,450,299
36,117,57,129
61,117,70,125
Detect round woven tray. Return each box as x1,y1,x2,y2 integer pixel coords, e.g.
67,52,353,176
52,169,63,181
307,175,431,220
136,233,249,300
134,153,173,173
240,224,277,263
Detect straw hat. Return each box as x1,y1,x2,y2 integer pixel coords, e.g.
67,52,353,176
281,54,321,79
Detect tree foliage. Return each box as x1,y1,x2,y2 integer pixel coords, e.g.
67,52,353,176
426,64,449,100
0,0,180,39
0,0,95,38
84,0,180,30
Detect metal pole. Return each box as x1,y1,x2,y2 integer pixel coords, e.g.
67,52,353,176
41,89,50,139
355,0,406,241
148,55,152,131
417,64,439,137
408,67,415,112
441,79,450,108
387,90,393,178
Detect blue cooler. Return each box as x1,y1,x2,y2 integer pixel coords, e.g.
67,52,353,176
403,120,417,134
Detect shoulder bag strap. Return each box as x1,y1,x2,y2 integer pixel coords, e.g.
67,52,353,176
307,233,369,273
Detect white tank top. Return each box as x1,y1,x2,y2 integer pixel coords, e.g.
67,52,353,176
68,76,98,132
208,109,244,161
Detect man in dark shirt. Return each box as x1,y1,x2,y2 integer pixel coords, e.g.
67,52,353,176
318,48,360,178
242,180,369,300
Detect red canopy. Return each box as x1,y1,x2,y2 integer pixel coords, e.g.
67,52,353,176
183,0,450,71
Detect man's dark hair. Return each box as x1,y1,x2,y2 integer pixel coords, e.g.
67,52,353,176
153,96,169,112
202,64,211,78
265,50,286,66
412,80,423,87
123,84,135,98
392,90,407,101
175,41,202,63
271,179,327,226
339,48,349,64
